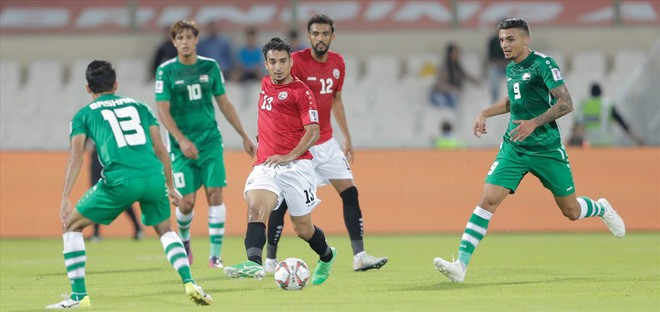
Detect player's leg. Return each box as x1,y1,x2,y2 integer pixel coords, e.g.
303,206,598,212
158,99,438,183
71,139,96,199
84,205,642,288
201,142,229,267
533,148,626,237
89,223,102,241
265,200,288,273
205,187,226,268
224,166,278,279
47,181,133,308
143,175,211,305
435,146,522,282
314,138,388,271
282,159,336,285
123,205,143,240
172,159,198,264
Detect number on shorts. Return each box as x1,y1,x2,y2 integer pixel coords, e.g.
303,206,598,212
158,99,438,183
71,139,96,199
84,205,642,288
487,161,499,175
101,106,146,148
303,188,315,204
173,172,185,188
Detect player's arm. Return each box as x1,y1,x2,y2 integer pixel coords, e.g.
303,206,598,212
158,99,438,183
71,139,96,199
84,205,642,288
473,96,511,138
60,134,86,227
149,125,182,206
263,123,320,167
509,84,573,142
156,100,198,159
215,94,256,157
331,91,354,162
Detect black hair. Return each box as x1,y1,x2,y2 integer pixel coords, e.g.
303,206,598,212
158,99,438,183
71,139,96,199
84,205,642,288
590,83,602,97
86,60,116,93
262,37,291,59
307,14,335,33
497,18,529,36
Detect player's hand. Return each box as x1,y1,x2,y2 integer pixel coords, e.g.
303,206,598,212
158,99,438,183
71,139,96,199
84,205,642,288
343,141,354,163
263,154,294,167
509,119,538,142
243,137,256,157
168,188,182,207
473,113,488,138
60,197,73,227
178,138,199,159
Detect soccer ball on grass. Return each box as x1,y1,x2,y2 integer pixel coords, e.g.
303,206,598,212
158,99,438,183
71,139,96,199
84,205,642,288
273,258,311,290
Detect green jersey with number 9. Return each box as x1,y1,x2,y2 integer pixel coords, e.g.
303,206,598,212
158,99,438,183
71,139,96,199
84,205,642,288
505,50,565,152
70,94,163,182
154,56,226,148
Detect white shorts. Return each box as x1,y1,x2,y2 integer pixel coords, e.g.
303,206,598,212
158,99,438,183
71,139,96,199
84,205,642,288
243,159,321,217
310,138,354,186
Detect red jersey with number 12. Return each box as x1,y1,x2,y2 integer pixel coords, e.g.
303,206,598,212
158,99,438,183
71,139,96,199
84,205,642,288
254,75,319,166
291,48,345,144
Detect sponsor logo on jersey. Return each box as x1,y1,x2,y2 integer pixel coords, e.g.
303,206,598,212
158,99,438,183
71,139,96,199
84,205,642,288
551,68,563,81
522,73,531,80
175,80,184,85
333,68,340,79
278,91,288,100
155,80,163,93
307,77,317,81
309,109,319,122
200,74,208,82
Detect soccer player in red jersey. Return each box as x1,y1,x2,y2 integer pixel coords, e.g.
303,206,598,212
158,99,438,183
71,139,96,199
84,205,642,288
223,38,337,285
265,14,388,273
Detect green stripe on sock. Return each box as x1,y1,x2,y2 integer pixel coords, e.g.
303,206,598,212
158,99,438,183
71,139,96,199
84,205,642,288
208,222,225,229
464,228,484,241
469,214,489,228
64,250,86,259
66,262,86,272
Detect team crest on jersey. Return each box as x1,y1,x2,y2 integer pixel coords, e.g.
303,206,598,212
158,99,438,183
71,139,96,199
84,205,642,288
200,75,209,82
522,73,531,80
333,68,340,79
278,91,288,100
155,80,163,93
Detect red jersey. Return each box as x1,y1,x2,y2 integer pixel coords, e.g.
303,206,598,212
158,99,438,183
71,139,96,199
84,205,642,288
291,48,345,144
254,75,319,166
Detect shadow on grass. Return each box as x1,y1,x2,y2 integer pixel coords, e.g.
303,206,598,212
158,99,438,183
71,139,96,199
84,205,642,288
41,267,162,277
393,277,595,291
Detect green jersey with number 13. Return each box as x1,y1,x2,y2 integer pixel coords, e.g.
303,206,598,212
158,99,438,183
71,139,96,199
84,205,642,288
155,56,226,147
505,50,565,152
70,94,163,182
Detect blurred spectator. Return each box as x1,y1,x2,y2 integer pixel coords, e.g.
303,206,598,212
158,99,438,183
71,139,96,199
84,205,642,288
567,122,587,148
485,31,508,103
434,120,462,149
236,27,264,82
151,26,178,78
572,82,645,147
430,43,479,110
287,29,306,52
197,21,235,78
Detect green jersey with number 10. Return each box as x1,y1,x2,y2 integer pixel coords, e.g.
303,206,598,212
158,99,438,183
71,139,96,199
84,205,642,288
505,50,565,152
154,56,226,147
70,94,163,182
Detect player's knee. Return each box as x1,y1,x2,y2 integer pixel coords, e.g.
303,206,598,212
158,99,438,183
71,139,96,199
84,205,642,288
178,199,195,213
294,227,313,240
562,208,580,221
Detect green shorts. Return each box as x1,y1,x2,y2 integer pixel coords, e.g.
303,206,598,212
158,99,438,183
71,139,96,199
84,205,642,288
76,174,170,226
171,137,227,195
484,141,576,197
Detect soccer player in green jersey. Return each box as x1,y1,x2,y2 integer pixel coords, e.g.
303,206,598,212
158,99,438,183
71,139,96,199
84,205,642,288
46,60,211,309
156,20,256,269
433,18,626,283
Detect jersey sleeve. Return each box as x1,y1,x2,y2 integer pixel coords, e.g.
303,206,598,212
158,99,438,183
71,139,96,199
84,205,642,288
154,66,171,102
298,84,319,126
211,62,226,96
336,54,346,92
141,103,160,127
538,57,564,91
69,110,87,139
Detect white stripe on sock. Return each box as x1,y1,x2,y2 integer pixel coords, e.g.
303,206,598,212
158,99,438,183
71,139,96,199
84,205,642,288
64,255,87,267
466,222,487,236
63,232,85,252
461,233,480,247
172,258,189,271
473,206,493,220
209,228,225,235
577,197,588,219
166,246,186,260
208,204,226,223
67,267,85,279
176,208,194,222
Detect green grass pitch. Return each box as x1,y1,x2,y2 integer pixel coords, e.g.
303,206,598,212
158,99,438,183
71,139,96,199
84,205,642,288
1,233,658,311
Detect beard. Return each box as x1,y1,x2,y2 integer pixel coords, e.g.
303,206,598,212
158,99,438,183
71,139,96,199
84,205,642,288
312,43,329,56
